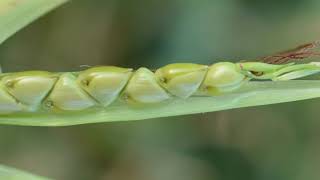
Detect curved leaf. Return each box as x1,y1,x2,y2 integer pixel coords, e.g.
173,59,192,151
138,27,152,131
0,164,50,180
0,0,68,44
0,80,320,126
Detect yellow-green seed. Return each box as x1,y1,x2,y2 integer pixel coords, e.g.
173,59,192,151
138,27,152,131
0,83,22,114
2,71,56,109
78,66,132,106
155,63,208,98
124,67,170,103
201,62,246,94
47,73,96,111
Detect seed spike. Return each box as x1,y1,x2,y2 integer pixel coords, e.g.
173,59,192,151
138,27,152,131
0,60,319,114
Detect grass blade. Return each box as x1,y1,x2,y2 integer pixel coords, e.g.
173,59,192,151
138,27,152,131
0,0,68,44
0,80,320,126
0,164,50,180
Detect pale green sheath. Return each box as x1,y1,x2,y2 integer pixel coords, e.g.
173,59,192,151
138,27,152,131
0,61,319,115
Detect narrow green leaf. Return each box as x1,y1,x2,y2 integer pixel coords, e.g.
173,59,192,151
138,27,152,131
0,0,68,44
0,80,320,126
0,164,50,180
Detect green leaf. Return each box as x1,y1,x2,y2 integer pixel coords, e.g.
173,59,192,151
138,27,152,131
0,0,68,44
1,80,320,126
0,164,50,180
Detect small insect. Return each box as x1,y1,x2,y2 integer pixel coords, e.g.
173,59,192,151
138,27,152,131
0,41,320,114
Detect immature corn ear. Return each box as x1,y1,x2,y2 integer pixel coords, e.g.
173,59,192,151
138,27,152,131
77,66,132,106
1,71,57,110
124,68,170,104
0,61,319,115
46,73,96,111
201,62,246,95
155,63,208,98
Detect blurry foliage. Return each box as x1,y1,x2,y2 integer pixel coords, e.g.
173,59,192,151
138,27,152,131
1,0,320,179
240,0,306,18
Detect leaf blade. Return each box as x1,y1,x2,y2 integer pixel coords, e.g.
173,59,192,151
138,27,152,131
0,0,68,44
0,80,320,126
0,164,50,180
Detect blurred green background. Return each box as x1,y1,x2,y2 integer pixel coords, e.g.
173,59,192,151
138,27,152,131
1,0,320,179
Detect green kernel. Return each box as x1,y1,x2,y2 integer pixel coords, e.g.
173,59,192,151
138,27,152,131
47,73,96,111
155,63,208,98
2,71,56,109
124,67,170,104
77,66,132,106
0,83,22,114
201,62,246,94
